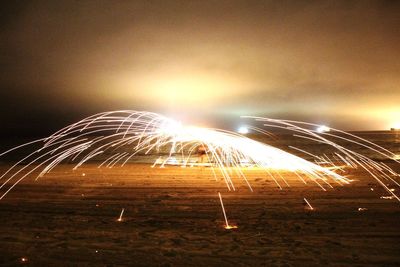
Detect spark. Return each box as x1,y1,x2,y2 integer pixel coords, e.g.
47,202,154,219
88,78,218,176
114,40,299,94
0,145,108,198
0,111,351,200
117,208,125,222
303,198,314,210
0,110,398,205
218,192,237,230
380,196,395,200
358,208,368,211
243,116,400,201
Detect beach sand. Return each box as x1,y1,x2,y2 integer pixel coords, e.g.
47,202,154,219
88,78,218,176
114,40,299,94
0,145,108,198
0,163,399,266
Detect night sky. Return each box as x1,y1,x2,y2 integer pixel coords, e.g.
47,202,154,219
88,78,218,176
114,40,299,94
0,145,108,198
0,0,399,136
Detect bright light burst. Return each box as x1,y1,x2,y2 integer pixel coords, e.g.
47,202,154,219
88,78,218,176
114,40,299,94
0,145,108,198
316,125,330,133
237,126,249,134
0,110,399,202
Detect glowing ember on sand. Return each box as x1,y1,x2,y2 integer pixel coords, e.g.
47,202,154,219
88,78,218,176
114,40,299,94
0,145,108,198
303,198,314,210
117,208,125,222
218,192,237,230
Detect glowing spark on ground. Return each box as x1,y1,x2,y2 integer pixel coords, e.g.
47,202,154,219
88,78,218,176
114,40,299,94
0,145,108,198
218,192,237,230
380,196,395,200
303,198,314,210
117,208,125,222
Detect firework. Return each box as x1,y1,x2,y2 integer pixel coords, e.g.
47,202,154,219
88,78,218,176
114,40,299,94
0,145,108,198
0,110,398,203
242,116,400,201
0,110,351,200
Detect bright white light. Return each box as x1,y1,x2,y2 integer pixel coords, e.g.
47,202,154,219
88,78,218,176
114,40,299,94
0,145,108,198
316,125,330,133
159,120,182,135
237,126,249,134
392,122,400,129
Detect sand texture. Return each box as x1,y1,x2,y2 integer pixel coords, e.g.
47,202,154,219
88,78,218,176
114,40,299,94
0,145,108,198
0,164,400,266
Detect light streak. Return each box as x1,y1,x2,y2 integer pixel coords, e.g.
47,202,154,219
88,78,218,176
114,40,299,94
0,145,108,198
303,198,314,210
218,192,237,230
0,111,351,200
243,116,400,201
0,110,397,206
380,196,395,200
117,208,125,222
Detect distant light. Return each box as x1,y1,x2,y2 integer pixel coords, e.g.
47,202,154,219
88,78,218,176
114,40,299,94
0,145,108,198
316,125,330,133
238,126,249,134
392,122,400,130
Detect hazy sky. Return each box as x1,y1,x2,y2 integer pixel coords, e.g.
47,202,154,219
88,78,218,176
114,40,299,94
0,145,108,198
0,0,399,135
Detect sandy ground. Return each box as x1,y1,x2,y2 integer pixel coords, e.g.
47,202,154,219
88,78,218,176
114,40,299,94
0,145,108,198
0,163,400,266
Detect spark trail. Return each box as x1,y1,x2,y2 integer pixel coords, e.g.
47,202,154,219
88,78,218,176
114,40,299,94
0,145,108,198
242,116,400,201
218,192,237,230
0,110,398,202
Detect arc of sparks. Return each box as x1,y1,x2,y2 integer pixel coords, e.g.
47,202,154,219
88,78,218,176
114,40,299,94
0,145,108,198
0,110,398,203
0,110,352,200
243,116,400,201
